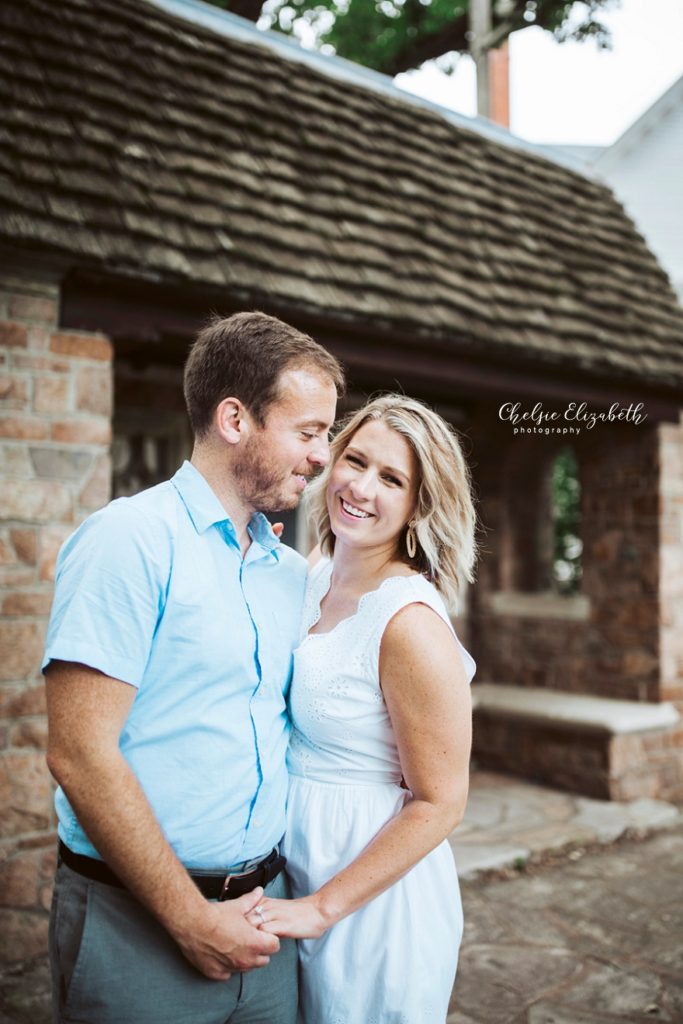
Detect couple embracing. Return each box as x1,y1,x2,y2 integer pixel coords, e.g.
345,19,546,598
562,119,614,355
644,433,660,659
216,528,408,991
44,311,476,1024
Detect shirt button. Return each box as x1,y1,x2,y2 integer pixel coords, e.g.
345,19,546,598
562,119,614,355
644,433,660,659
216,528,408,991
253,817,261,827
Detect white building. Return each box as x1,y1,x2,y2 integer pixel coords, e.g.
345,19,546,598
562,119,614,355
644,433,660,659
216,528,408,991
543,76,683,303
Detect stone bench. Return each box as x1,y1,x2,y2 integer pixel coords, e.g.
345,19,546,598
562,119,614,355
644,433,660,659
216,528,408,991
471,683,681,801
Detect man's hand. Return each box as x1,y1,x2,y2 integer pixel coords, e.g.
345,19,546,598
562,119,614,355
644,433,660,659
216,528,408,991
173,888,281,980
247,894,328,940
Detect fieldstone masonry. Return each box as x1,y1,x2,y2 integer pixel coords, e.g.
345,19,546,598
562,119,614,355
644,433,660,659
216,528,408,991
0,269,112,963
469,404,683,801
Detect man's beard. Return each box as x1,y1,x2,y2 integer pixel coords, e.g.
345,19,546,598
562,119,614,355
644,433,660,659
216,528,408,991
233,435,299,514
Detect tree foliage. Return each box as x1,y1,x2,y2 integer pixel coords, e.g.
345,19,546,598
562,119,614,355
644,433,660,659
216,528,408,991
551,447,582,595
209,0,620,77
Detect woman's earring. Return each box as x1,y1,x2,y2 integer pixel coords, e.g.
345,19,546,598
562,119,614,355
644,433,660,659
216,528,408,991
406,522,417,559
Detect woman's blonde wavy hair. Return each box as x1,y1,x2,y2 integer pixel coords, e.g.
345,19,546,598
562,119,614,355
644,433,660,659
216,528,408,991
307,394,477,609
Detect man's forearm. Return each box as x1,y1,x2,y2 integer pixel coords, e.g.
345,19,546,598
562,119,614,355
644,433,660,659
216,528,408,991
51,748,206,938
45,662,280,979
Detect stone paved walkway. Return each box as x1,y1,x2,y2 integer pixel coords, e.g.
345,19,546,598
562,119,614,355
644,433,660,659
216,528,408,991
2,772,681,1023
449,825,683,1024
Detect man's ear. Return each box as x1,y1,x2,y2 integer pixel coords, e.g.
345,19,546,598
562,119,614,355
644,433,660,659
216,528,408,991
215,397,250,446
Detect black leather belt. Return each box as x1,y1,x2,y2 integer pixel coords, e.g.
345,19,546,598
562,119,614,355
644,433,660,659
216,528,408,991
58,840,286,901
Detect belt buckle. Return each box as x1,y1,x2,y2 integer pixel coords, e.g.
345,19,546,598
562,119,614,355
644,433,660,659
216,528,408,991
220,864,251,901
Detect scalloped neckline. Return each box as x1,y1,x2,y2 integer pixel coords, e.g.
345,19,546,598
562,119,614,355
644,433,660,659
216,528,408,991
303,559,424,642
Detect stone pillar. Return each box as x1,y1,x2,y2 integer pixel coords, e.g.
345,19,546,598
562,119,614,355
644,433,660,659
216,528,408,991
0,270,112,963
659,413,683,706
580,424,660,702
647,412,683,799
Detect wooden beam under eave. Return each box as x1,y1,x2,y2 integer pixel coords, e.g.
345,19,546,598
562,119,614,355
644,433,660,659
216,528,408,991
60,270,683,423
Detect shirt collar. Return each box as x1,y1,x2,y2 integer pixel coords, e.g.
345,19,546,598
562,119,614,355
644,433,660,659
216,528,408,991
171,462,280,558
247,512,281,557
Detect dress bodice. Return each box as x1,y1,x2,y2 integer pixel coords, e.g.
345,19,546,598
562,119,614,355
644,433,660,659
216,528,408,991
287,558,476,785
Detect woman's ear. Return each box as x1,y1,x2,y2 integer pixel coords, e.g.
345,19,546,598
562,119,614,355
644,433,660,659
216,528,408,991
215,397,249,445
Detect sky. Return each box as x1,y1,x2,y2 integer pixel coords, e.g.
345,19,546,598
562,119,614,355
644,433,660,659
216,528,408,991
395,0,683,146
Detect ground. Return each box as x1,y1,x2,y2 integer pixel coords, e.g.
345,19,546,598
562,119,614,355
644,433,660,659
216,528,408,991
448,826,683,1024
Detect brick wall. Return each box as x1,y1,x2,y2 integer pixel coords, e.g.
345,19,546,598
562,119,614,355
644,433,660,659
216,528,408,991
0,270,112,963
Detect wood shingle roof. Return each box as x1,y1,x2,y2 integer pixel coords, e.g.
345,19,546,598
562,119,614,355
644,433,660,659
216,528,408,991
1,0,683,390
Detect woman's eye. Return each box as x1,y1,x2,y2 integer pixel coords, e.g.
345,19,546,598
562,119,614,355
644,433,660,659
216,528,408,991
384,476,401,486
346,454,363,466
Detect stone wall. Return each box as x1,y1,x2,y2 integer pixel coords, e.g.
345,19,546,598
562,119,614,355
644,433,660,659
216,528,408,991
471,411,662,702
653,411,683,800
0,270,112,963
659,412,683,706
469,401,683,800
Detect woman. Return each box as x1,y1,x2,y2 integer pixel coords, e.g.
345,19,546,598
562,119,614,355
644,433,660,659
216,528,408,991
251,394,477,1023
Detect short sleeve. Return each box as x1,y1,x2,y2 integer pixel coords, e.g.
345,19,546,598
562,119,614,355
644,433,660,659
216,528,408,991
42,501,173,687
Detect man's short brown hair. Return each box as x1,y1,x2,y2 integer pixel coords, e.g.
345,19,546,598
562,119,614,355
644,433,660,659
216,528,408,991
184,311,345,438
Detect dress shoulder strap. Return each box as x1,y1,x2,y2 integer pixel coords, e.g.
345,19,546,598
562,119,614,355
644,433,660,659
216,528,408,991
368,575,476,684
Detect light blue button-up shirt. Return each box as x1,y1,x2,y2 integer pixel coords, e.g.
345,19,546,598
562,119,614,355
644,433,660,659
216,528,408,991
43,461,307,868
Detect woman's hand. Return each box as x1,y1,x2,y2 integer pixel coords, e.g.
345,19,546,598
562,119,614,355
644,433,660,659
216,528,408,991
246,896,328,939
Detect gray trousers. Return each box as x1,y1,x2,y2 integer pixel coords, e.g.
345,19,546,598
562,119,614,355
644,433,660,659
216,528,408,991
49,860,298,1024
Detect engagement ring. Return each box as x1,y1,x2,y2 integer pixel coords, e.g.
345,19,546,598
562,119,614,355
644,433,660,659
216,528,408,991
254,904,266,923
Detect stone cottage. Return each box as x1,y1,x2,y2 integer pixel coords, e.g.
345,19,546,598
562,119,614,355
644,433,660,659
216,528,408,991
1,0,682,962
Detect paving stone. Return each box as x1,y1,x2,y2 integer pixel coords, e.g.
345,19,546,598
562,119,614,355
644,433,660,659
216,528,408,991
573,796,681,842
526,1004,647,1023
452,842,530,878
558,961,666,1017
604,870,683,907
550,887,678,952
460,893,528,947
477,870,595,910
645,940,683,977
660,975,683,1017
491,904,572,951
446,1010,482,1024
458,791,506,829
503,822,596,855
452,945,582,1024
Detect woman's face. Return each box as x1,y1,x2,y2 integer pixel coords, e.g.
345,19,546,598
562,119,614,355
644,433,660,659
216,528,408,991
326,419,418,554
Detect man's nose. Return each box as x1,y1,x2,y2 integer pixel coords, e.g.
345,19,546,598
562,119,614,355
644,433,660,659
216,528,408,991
309,435,331,467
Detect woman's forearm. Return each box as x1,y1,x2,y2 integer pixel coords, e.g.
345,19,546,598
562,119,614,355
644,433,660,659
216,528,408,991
309,791,466,929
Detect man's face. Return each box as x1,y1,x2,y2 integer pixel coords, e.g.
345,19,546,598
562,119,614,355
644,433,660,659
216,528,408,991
234,367,337,514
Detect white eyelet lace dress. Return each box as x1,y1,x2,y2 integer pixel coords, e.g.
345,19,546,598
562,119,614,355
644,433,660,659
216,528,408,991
284,557,476,1024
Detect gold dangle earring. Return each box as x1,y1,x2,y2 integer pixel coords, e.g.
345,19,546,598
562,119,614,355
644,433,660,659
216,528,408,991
406,521,417,559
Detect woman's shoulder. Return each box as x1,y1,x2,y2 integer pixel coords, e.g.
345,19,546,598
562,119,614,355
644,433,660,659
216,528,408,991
378,575,477,684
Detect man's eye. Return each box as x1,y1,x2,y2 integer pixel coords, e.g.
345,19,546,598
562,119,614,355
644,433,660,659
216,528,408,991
301,432,317,440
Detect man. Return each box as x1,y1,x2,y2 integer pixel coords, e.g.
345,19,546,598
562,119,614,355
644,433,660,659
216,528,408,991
44,312,343,1024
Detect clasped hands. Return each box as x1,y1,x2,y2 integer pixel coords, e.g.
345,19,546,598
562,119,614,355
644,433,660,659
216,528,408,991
177,888,328,982
246,894,328,940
